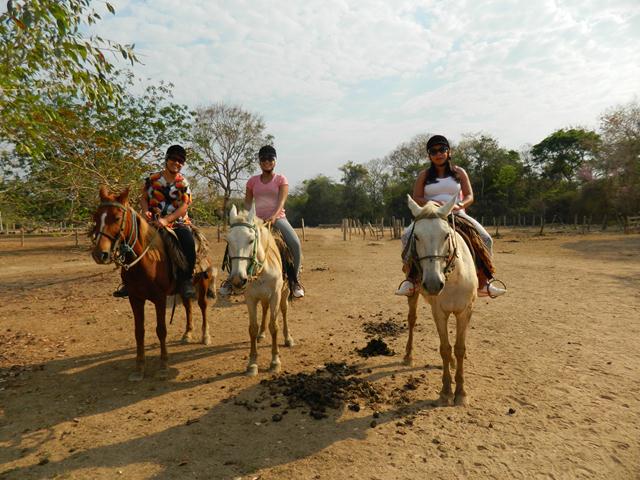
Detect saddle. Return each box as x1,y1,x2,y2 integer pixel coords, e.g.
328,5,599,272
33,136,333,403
160,225,214,284
448,215,495,279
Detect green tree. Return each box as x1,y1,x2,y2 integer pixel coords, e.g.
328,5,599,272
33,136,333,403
530,128,601,183
339,161,370,220
1,81,191,224
1,0,138,156
295,175,343,226
598,100,640,215
189,103,271,218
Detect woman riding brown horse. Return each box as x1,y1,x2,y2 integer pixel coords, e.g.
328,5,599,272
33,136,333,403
91,186,215,381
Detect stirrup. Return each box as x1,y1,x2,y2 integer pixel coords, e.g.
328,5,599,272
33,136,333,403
113,284,128,298
478,278,507,298
395,279,417,296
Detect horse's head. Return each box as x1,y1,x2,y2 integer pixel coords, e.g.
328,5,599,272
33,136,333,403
91,186,131,264
225,202,264,289
407,193,458,295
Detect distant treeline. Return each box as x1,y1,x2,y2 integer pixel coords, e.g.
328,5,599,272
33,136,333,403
285,102,640,227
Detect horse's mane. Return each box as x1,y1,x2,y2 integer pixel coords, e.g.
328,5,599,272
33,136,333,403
133,210,164,262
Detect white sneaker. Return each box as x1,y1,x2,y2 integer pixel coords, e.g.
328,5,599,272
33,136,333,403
292,283,305,298
478,282,506,298
395,280,416,296
218,280,233,296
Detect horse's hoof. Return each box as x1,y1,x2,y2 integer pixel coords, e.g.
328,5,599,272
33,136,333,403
246,364,258,377
181,334,192,344
437,394,453,407
269,361,281,373
156,368,169,380
202,335,211,346
454,393,468,407
403,356,413,366
128,371,144,382
284,337,295,348
257,333,266,343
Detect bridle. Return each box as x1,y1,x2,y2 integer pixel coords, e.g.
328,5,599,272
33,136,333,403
410,213,458,280
224,221,264,278
94,201,155,270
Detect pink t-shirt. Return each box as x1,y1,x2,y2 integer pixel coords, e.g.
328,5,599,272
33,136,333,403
246,174,288,220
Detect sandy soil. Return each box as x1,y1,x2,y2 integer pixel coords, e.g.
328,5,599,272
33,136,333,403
0,227,639,480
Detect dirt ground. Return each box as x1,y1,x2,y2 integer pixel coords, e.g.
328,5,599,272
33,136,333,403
1,227,639,480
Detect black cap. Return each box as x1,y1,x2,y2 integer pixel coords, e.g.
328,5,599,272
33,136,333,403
258,145,277,159
426,135,450,151
166,144,186,163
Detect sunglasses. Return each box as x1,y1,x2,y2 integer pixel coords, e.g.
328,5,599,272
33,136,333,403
428,146,449,155
259,156,276,163
167,156,185,165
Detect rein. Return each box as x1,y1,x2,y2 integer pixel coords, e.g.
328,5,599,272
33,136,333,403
225,221,265,279
409,213,458,281
96,201,156,271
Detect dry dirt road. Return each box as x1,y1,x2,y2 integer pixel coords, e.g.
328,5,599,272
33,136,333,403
1,228,639,479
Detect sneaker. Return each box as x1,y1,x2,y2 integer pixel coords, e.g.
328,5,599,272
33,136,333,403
292,283,305,298
395,279,417,296
478,282,506,298
113,285,128,298
218,280,233,296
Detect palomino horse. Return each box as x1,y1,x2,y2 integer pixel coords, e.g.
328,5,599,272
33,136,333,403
404,193,478,406
226,203,294,376
91,187,216,381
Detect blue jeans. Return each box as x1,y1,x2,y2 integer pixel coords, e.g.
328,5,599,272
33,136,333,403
272,217,302,280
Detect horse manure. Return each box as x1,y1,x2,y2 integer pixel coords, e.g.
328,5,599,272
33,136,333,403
272,414,283,422
362,320,406,339
356,338,395,357
257,362,382,421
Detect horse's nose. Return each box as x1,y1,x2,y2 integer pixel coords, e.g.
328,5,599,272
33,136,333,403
92,250,110,264
423,280,444,295
230,274,247,288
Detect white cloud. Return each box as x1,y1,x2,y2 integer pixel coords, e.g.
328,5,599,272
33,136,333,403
93,0,640,186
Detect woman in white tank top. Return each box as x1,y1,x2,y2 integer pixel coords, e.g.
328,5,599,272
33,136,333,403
396,135,506,298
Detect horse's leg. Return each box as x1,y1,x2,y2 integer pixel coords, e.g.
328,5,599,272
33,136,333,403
257,299,268,342
128,297,146,382
281,287,294,347
181,294,194,344
268,290,282,373
155,296,169,379
432,306,454,406
403,293,420,366
198,278,210,345
246,297,260,376
453,305,472,406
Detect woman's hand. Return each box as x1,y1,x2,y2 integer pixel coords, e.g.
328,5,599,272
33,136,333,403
265,215,278,225
155,217,169,229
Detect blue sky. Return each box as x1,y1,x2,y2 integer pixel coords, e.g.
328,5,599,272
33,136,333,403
91,0,640,187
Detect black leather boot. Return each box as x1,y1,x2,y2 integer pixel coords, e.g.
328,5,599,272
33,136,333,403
113,285,128,298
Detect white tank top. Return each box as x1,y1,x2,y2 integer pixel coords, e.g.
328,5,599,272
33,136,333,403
424,175,462,203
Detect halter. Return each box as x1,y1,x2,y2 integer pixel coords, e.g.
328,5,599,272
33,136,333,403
95,201,155,270
225,221,264,278
409,213,458,281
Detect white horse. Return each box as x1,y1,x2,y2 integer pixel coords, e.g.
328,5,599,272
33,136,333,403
226,203,294,376
404,193,478,406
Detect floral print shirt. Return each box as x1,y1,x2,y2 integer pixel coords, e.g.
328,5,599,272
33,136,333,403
144,172,192,226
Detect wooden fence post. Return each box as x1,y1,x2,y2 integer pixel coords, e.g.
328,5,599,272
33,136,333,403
21,228,25,247
301,218,306,241
75,227,79,247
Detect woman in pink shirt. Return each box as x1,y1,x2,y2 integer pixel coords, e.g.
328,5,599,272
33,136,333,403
220,145,305,298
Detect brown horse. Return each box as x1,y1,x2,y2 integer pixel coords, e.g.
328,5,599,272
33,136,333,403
91,186,216,381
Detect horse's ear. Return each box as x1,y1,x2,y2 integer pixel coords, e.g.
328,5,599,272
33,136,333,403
407,194,423,218
437,189,459,218
229,205,238,224
117,187,130,205
99,185,110,200
247,201,256,224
